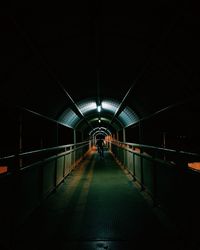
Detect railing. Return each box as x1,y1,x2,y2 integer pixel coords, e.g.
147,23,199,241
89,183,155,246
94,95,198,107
111,140,200,240
0,141,89,171
112,140,200,168
0,141,90,244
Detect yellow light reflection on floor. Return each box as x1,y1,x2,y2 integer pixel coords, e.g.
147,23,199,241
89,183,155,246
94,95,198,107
0,166,8,174
188,162,200,171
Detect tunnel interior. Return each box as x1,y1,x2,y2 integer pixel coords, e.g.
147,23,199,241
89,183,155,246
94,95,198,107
1,4,200,250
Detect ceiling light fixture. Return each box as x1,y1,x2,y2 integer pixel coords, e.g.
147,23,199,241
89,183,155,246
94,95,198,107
97,105,101,112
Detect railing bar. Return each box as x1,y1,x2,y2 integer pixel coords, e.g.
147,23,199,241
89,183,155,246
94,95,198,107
0,155,15,161
112,144,200,179
19,141,89,157
113,141,200,158
19,144,88,172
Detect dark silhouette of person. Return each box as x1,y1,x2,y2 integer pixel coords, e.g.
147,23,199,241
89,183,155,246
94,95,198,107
96,139,104,158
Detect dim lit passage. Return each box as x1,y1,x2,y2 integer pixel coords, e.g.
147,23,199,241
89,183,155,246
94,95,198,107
12,150,185,250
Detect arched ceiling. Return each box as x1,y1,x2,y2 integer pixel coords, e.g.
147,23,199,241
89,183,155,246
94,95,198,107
0,4,200,137
58,98,139,132
89,127,112,136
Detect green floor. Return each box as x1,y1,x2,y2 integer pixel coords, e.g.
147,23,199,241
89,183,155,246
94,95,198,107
13,151,186,250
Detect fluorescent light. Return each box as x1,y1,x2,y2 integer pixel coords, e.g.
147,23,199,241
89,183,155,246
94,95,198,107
79,101,97,114
97,105,101,112
98,119,101,123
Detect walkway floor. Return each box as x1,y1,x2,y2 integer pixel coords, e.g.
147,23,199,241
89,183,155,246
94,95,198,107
13,151,186,250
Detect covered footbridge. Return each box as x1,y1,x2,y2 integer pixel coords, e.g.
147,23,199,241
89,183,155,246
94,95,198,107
1,4,200,249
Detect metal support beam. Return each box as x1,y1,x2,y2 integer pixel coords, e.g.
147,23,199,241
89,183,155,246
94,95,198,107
116,132,119,141
110,83,136,125
134,93,200,126
11,16,93,130
73,130,77,145
123,128,126,143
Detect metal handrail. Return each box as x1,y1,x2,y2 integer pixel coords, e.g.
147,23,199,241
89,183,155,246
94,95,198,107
0,141,89,160
112,140,200,158
20,142,89,171
111,141,200,176
112,143,175,168
19,141,89,157
0,155,15,161
0,141,89,175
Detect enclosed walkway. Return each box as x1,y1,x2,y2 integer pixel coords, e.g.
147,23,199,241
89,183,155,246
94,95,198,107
12,150,185,250
1,6,200,249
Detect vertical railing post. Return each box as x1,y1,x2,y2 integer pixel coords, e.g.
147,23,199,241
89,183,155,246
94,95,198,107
140,148,144,191
70,145,73,171
163,131,166,161
19,112,23,169
152,151,158,206
116,131,119,141
63,147,66,180
11,110,23,248
132,152,136,181
54,124,59,188
123,129,126,168
73,129,76,165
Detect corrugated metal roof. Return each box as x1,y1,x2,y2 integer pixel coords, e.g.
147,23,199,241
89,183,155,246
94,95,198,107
58,98,139,130
58,108,79,128
118,107,139,127
78,100,97,115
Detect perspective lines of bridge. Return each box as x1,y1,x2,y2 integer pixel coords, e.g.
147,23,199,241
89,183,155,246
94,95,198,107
1,6,200,250
13,150,183,250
